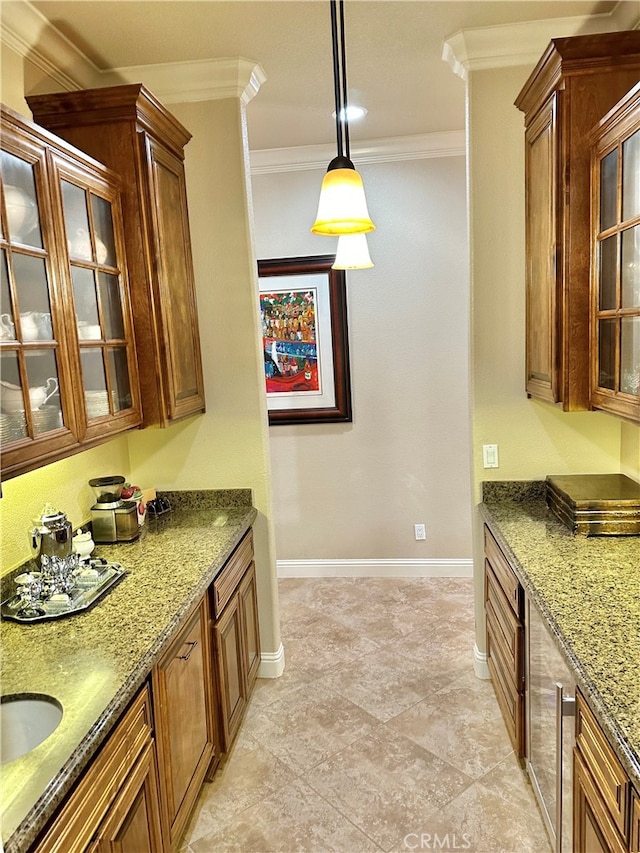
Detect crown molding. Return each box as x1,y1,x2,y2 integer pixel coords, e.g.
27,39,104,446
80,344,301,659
442,5,639,80
111,57,266,105
1,1,265,103
0,0,102,90
250,131,465,175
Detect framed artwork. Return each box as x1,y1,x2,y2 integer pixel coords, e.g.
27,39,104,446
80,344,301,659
257,254,352,425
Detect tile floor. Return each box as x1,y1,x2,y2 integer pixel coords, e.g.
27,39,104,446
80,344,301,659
181,577,551,853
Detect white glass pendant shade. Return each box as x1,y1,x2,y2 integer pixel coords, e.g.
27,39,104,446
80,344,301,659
311,166,375,236
332,233,374,269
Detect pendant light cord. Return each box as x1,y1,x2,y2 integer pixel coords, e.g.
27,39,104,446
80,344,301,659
338,0,350,160
330,0,351,163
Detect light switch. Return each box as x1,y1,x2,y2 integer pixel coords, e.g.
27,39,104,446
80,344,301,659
482,444,499,468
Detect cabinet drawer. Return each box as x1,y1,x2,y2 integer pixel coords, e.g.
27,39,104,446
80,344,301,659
212,531,254,617
485,564,523,686
486,608,525,757
575,690,629,840
484,525,523,618
35,685,154,853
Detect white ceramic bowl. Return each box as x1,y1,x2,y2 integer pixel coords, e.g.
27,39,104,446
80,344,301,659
4,185,37,238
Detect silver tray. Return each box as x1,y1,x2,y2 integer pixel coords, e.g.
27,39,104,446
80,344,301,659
1,562,127,624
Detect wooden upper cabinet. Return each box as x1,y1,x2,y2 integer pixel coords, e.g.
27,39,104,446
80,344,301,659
515,32,640,411
1,105,141,479
28,84,206,427
590,82,640,424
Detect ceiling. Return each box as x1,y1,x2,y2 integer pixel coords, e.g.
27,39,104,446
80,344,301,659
25,0,624,150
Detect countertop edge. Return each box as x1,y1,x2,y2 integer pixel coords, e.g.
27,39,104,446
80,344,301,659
5,506,257,853
480,502,640,791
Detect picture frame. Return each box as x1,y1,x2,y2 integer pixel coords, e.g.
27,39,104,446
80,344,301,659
257,254,352,425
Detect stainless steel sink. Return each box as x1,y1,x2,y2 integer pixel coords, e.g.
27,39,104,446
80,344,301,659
1,693,63,764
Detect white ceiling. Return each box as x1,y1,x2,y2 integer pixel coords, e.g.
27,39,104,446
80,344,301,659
21,1,629,150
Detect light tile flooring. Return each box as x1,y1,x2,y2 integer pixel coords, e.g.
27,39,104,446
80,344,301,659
181,577,551,853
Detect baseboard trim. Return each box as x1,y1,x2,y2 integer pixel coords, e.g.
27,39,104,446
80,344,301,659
276,558,473,578
473,643,491,680
258,643,285,678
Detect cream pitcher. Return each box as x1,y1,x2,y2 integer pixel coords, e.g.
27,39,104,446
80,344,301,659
0,377,58,412
19,312,42,341
0,314,15,340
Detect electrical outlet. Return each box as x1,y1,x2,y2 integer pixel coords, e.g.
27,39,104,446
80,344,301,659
482,444,499,468
414,523,426,540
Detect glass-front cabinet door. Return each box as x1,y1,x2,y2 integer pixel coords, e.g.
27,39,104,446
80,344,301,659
0,105,141,478
591,83,640,423
50,151,140,443
0,126,77,469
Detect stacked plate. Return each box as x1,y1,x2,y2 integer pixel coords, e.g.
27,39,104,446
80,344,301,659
85,390,110,419
32,406,63,436
0,412,27,443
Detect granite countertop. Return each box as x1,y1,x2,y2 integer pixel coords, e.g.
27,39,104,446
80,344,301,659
481,481,640,790
0,490,257,853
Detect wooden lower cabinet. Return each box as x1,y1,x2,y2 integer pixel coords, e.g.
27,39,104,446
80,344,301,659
630,790,640,853
483,525,525,758
92,740,163,852
239,564,261,689
211,532,261,754
152,598,215,850
34,685,163,853
30,529,260,852
574,750,627,853
573,689,639,853
213,560,261,752
214,590,247,749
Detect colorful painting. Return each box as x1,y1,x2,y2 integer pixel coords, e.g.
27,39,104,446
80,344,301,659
260,289,321,395
257,255,352,425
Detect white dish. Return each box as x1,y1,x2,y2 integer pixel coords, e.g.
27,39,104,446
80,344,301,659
78,324,101,341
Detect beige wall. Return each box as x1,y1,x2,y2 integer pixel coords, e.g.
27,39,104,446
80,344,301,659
251,155,473,564
467,64,639,657
127,97,280,656
1,42,30,114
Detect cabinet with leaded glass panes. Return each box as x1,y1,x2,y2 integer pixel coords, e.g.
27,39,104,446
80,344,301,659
590,82,640,423
0,105,141,478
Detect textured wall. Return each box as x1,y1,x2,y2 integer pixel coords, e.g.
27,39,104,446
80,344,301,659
127,98,281,658
251,156,473,563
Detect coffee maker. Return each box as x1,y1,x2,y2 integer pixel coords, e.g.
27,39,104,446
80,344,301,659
89,476,139,544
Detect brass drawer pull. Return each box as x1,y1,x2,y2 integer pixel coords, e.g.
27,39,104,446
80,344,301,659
178,641,198,661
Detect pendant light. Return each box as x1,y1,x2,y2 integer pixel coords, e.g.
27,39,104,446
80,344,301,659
333,233,374,269
311,0,375,237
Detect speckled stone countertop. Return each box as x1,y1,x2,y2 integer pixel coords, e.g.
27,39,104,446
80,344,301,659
1,489,256,853
481,481,640,790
